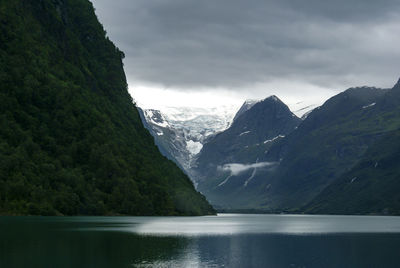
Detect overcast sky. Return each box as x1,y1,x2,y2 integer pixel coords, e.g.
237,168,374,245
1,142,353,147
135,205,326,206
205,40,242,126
91,0,400,111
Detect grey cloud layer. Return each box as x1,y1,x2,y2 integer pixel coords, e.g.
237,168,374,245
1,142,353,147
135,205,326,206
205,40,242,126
92,0,400,90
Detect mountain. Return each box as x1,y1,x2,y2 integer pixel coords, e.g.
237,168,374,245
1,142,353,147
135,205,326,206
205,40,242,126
197,96,301,167
137,77,400,214
258,86,391,210
0,0,214,216
303,80,400,215
194,96,301,208
139,106,236,178
193,81,400,213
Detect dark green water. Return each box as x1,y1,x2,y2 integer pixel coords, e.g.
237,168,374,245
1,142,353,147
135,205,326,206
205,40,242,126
1,214,400,267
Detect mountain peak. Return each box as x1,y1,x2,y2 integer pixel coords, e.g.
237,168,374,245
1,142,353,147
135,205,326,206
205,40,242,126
234,95,293,122
234,95,299,128
260,95,288,108
266,95,279,102
257,95,286,106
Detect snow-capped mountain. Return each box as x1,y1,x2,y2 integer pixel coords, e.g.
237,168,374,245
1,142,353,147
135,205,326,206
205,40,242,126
139,105,238,178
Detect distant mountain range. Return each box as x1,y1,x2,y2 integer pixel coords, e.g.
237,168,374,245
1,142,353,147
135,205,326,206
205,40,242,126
140,78,400,215
139,101,315,176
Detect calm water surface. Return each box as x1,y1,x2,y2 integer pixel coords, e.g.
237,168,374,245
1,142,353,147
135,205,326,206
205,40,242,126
1,214,400,267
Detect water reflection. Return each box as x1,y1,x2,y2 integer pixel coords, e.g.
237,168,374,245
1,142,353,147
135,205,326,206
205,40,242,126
1,214,400,267
89,214,400,236
130,233,400,268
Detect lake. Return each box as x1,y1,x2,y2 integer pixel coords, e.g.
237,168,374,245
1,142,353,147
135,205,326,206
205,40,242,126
1,214,400,267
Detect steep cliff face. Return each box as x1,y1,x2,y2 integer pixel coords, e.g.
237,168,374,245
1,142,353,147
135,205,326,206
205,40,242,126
0,0,214,216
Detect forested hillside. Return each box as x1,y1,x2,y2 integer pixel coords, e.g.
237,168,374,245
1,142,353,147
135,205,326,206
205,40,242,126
305,129,400,215
0,0,214,216
304,81,400,215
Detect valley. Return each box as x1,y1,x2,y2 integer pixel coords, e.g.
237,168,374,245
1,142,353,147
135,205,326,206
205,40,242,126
141,79,400,215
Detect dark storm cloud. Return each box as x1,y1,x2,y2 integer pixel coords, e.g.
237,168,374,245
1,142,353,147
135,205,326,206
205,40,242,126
91,0,400,90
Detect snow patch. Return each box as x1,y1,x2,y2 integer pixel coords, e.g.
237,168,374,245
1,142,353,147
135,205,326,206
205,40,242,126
218,175,232,187
263,135,285,144
144,110,169,128
239,131,251,136
186,140,203,155
244,168,257,187
152,120,169,128
145,110,154,117
362,103,376,109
